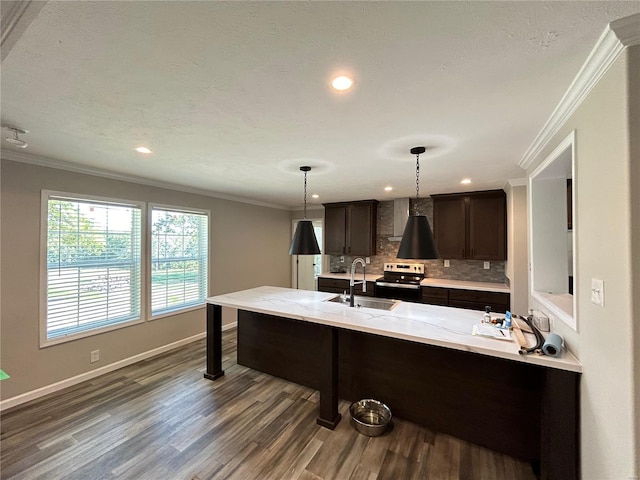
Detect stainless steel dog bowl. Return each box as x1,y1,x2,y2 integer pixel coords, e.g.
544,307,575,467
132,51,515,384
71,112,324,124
349,399,392,436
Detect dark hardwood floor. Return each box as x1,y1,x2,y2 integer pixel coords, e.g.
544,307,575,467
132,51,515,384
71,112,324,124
0,329,537,480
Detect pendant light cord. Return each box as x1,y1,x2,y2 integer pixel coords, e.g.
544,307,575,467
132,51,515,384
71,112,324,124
303,170,308,219
414,152,420,216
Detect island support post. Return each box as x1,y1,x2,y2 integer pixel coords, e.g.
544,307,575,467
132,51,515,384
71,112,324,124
316,325,341,429
204,303,225,380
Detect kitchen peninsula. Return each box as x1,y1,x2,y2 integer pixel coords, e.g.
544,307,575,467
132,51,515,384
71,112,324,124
205,286,581,480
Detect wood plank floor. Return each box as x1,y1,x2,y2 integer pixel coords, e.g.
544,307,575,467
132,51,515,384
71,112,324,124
0,329,537,480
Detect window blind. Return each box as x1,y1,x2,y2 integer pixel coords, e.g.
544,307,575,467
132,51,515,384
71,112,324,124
46,196,142,339
151,208,208,316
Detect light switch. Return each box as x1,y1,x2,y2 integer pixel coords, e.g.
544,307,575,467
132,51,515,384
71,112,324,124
591,278,604,307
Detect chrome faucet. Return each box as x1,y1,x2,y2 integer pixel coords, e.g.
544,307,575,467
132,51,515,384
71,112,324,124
349,258,367,307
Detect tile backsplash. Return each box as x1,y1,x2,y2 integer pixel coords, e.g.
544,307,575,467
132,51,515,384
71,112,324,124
328,198,506,284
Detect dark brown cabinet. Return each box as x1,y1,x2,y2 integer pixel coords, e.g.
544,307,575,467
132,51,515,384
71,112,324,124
317,277,375,297
420,286,449,306
432,190,506,261
324,200,378,256
421,286,510,313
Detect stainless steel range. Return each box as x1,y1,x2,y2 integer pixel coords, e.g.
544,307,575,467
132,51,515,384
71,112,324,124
375,263,425,301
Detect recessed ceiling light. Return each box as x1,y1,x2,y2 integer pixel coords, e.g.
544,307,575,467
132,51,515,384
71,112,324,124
331,75,354,91
312,194,319,199
135,146,152,154
384,186,393,191
461,178,472,185
2,125,28,148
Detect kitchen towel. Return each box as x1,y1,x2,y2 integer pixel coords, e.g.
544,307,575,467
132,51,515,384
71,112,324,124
542,333,563,357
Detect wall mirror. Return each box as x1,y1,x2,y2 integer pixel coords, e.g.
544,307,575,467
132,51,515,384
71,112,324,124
528,130,577,330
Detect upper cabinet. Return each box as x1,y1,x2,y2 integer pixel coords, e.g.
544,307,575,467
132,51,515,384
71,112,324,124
432,190,506,261
324,200,378,256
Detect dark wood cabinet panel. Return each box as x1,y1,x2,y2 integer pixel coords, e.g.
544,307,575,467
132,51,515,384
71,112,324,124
421,286,510,313
323,200,377,256
469,194,506,260
324,206,347,255
420,286,450,306
317,277,375,297
433,190,506,261
348,203,376,255
433,197,466,259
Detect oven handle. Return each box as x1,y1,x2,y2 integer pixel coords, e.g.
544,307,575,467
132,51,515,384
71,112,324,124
375,281,421,290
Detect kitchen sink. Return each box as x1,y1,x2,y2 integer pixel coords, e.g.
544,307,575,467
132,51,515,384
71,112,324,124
326,295,400,311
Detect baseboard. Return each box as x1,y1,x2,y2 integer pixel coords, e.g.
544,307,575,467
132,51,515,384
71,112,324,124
0,331,210,412
222,321,237,332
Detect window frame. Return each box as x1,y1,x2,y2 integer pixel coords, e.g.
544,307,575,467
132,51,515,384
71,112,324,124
528,130,577,331
147,203,210,321
39,190,147,347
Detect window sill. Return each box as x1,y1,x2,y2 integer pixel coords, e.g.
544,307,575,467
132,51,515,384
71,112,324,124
149,303,205,321
532,291,576,330
41,318,145,348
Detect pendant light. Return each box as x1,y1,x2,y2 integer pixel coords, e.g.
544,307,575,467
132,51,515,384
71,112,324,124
397,147,439,259
289,166,321,255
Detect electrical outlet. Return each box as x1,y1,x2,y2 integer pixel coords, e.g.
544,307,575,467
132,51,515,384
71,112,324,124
340,256,345,263
444,260,450,268
591,278,604,307
90,350,100,363
484,261,490,270
365,257,370,264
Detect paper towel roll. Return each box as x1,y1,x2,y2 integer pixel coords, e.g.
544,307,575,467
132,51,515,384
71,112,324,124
542,333,563,357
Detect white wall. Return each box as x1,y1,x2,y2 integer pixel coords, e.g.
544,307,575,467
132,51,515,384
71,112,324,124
526,47,639,479
505,183,528,315
0,159,292,403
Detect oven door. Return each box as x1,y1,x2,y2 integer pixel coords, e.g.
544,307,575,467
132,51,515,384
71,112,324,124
375,281,421,302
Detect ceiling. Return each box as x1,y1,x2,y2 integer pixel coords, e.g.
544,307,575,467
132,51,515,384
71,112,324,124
2,1,639,209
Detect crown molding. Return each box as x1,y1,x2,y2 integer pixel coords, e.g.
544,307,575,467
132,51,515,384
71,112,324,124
519,14,640,170
1,1,48,62
0,150,289,210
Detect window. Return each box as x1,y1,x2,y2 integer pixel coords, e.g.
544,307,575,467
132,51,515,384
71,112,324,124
150,206,208,317
42,193,143,343
529,130,576,330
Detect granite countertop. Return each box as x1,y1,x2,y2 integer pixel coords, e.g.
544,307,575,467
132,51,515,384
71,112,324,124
207,286,581,373
318,272,509,293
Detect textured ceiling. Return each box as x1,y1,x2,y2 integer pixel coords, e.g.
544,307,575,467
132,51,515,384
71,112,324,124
2,1,639,208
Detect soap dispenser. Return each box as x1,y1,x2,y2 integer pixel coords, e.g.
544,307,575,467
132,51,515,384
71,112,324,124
483,306,491,323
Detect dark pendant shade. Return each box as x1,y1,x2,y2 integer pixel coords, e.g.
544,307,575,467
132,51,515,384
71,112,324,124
289,220,321,255
397,215,439,259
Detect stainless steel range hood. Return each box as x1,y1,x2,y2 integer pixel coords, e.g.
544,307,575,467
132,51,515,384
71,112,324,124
388,198,410,242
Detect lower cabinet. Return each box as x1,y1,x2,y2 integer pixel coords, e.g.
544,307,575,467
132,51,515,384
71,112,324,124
317,277,375,297
421,286,510,313
318,277,510,312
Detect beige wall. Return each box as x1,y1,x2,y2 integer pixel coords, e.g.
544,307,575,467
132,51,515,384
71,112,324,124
629,45,640,477
526,48,638,478
0,159,292,402
505,184,528,315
